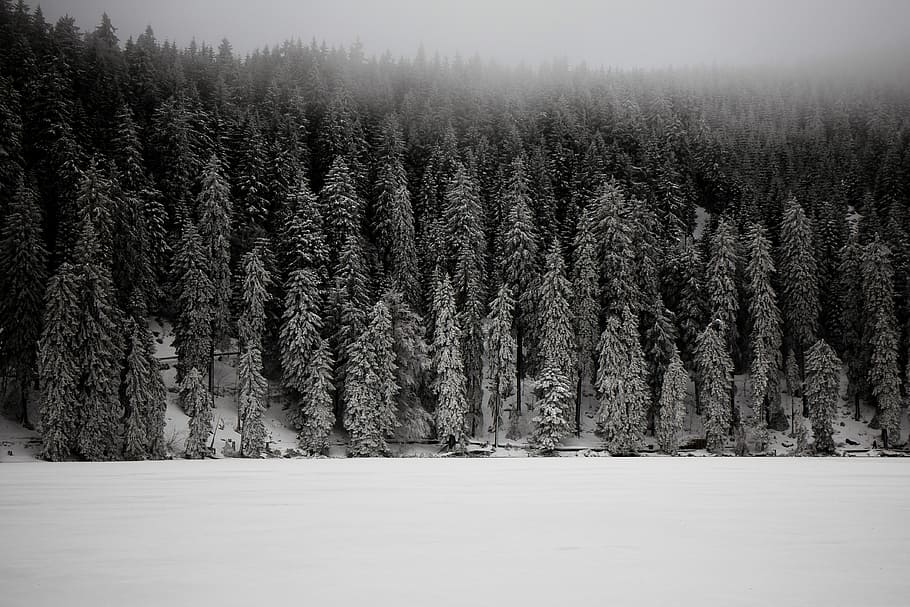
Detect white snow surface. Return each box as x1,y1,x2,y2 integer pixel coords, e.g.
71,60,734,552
2,458,909,607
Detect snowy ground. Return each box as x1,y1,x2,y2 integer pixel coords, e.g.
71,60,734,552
1,458,909,606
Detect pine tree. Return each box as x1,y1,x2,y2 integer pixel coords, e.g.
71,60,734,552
862,238,902,446
385,289,431,440
432,274,468,449
804,339,842,454
695,319,734,454
502,157,540,424
593,183,640,313
0,178,47,427
657,347,688,455
530,362,572,452
172,222,214,382
673,240,706,367
445,162,487,435
485,284,516,447
297,336,336,454
236,247,272,456
237,247,272,349
745,224,783,436
37,263,81,461
197,153,233,347
122,312,167,460
535,241,575,432
279,171,329,282
72,215,123,460
705,217,739,358
779,197,819,355
238,346,268,456
344,300,398,456
570,209,600,435
320,155,362,269
374,114,420,306
595,307,650,454
181,367,212,459
331,232,371,410
839,231,866,421
280,269,324,396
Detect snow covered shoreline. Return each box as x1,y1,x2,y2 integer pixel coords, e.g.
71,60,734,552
2,459,908,606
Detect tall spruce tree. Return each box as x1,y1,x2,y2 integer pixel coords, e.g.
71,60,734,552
384,289,431,439
657,347,688,455
72,215,123,460
695,319,734,454
197,153,233,347
804,339,842,454
839,231,866,421
122,294,167,460
746,224,783,436
181,367,212,459
37,263,81,461
0,178,47,427
432,274,469,449
571,208,600,435
595,307,650,454
535,241,575,430
485,284,517,447
279,171,329,282
172,222,214,382
320,155,362,269
297,336,336,454
779,197,820,357
280,269,336,453
502,157,540,425
862,238,902,447
374,114,420,306
530,362,573,452
237,247,272,456
344,300,398,456
705,217,740,362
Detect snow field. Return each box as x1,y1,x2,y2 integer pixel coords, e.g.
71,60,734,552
1,458,908,606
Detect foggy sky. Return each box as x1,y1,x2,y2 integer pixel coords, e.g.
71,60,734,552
38,0,910,69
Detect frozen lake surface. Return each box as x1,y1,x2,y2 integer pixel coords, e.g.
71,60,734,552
1,458,909,606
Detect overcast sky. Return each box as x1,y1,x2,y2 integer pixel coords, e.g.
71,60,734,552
38,0,910,69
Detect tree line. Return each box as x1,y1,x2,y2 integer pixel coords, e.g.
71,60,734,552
1,3,909,459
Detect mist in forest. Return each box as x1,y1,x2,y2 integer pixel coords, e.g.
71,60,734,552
40,0,910,70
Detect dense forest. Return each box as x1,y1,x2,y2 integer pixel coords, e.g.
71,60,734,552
1,2,910,460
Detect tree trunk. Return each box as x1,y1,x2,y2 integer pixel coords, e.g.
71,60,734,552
515,328,523,418
18,382,32,430
575,374,583,437
854,393,861,422
493,392,500,450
